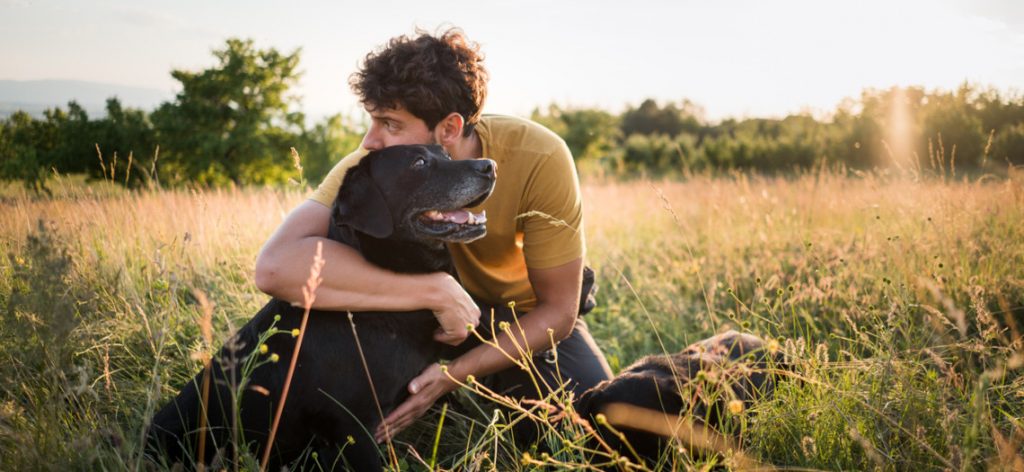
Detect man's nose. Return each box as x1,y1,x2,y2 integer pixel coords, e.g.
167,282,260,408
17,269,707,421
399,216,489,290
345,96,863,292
361,129,383,151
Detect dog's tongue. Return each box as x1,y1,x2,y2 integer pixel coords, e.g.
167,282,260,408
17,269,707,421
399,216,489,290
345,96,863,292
441,210,470,224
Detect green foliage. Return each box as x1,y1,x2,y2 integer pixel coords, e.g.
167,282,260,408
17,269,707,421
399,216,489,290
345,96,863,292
0,99,160,191
530,83,1024,176
621,98,704,138
96,98,159,186
992,122,1024,165
295,114,365,185
0,111,50,192
531,104,621,162
618,133,689,175
920,85,988,169
0,38,362,190
152,38,304,186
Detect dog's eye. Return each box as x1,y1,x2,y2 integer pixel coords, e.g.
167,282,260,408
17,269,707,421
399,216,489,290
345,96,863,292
412,157,427,168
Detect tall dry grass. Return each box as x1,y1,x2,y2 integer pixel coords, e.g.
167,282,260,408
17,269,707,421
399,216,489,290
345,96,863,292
0,168,1022,470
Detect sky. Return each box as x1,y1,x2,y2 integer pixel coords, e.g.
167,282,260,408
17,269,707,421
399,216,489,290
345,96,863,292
2,0,1023,122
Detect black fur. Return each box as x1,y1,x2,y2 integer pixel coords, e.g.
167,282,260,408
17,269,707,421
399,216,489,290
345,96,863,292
146,145,495,470
573,330,787,466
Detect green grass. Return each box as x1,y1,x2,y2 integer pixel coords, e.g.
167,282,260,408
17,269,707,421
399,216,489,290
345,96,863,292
1,169,1022,470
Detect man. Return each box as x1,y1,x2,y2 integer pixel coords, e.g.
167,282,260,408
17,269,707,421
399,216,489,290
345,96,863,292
254,28,611,444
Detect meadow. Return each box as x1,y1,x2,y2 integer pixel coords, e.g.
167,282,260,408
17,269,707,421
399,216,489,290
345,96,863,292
0,167,1022,470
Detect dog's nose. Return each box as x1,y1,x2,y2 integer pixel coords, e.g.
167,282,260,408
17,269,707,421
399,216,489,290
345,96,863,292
475,159,496,179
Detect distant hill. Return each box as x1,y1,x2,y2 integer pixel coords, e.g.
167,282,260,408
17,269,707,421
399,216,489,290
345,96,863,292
0,79,173,118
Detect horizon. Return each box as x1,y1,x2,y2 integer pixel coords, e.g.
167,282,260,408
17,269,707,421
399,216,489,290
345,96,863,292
2,0,1023,122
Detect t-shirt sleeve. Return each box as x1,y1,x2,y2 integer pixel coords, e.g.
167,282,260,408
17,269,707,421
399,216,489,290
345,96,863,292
308,148,369,207
520,140,586,269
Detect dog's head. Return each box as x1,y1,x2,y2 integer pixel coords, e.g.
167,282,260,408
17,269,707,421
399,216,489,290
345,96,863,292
332,144,496,245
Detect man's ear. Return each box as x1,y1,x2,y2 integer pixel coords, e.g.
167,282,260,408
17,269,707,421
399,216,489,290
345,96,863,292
332,165,394,239
434,112,466,147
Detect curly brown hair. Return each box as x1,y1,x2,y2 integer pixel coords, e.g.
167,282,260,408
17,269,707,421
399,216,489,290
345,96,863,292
350,28,488,137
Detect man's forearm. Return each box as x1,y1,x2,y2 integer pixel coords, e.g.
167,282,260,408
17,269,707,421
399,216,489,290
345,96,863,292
257,235,442,312
446,303,576,386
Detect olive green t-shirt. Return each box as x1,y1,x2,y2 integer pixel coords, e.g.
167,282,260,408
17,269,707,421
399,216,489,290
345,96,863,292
309,115,585,311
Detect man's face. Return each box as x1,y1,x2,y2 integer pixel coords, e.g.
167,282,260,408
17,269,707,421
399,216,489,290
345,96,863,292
361,105,437,151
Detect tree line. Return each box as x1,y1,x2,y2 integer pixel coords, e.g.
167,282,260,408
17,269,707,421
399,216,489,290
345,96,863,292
2,39,1023,192
532,86,1024,177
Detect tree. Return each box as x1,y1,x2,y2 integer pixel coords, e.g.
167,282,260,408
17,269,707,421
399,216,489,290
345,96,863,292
920,84,986,169
0,111,49,191
992,123,1024,166
152,38,304,185
620,99,703,138
296,114,363,185
531,105,621,161
92,98,158,186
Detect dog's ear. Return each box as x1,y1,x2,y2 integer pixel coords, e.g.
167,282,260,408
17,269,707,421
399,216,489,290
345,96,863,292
332,164,394,239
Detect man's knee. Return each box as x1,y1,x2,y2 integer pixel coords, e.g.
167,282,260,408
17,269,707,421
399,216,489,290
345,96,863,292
541,321,612,394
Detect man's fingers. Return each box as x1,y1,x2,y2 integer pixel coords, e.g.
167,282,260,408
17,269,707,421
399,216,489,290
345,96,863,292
376,413,404,442
407,368,433,394
376,407,417,442
391,417,412,436
380,402,407,424
434,327,467,346
380,422,406,442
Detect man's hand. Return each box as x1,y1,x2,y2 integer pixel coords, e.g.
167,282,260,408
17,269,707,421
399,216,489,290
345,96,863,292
374,363,457,442
429,273,481,346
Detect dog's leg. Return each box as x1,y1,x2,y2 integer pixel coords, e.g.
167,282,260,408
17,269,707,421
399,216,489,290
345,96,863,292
147,378,199,465
147,367,235,467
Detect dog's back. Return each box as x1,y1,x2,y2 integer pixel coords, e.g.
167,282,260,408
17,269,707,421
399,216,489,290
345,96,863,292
573,330,786,467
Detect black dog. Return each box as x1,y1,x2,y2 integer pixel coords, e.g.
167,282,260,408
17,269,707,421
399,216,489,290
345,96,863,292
573,330,785,467
147,145,496,470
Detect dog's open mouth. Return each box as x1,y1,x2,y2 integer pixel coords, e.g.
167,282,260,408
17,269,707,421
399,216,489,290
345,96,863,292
413,205,489,243
419,209,487,226
411,182,494,243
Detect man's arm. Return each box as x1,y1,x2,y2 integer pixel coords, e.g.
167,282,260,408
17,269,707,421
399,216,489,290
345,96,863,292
375,257,583,441
254,200,479,345
449,256,584,375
